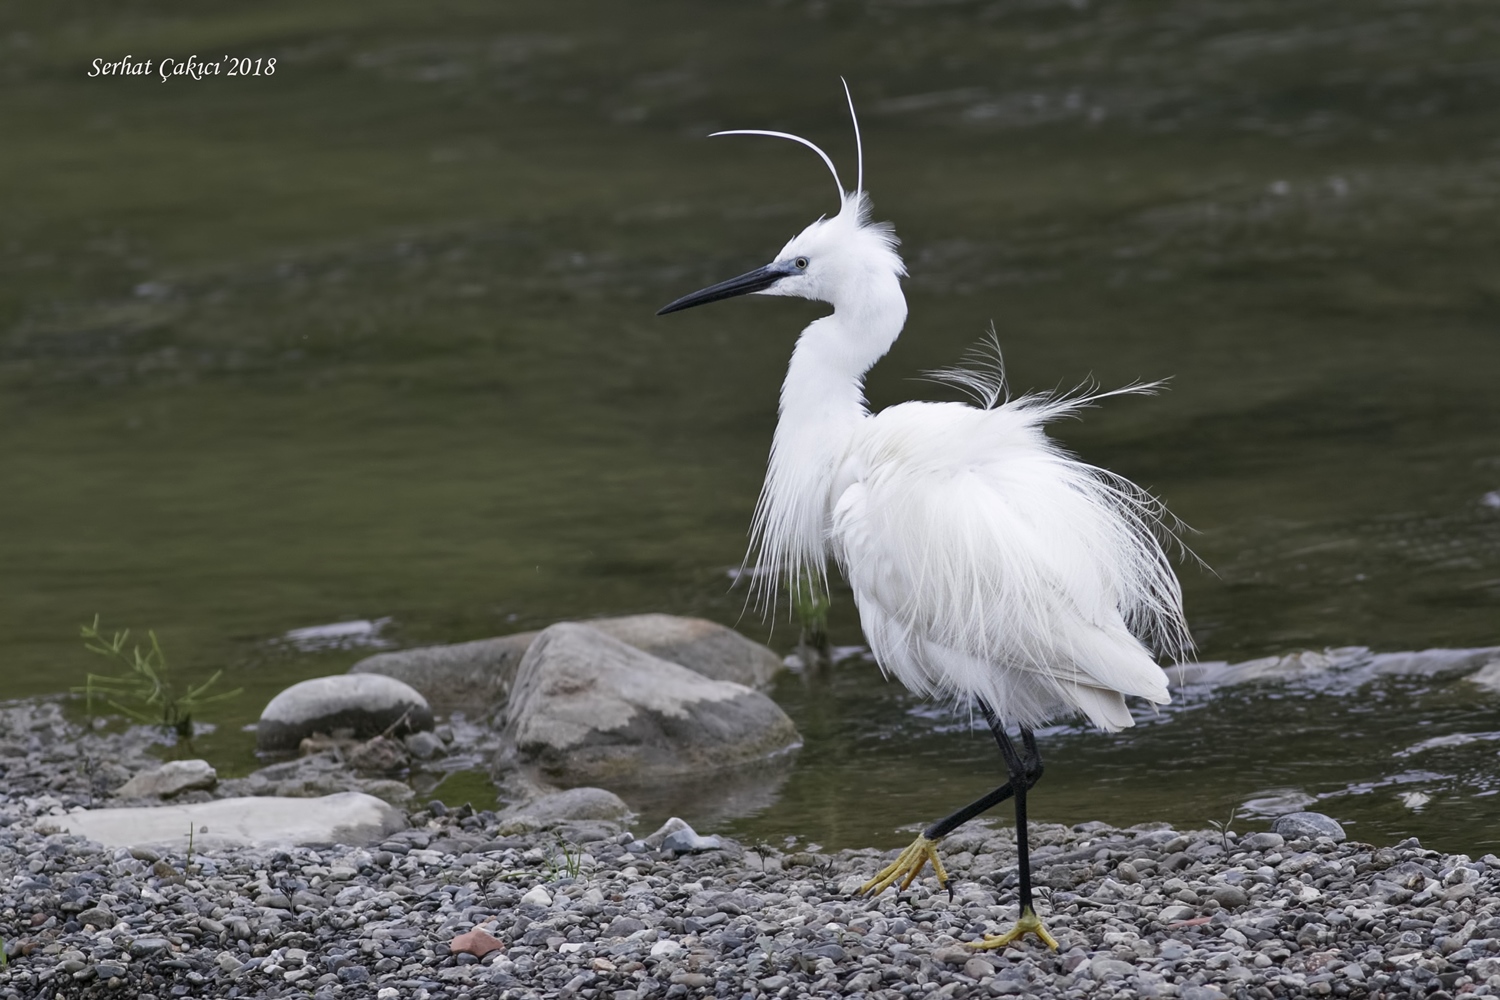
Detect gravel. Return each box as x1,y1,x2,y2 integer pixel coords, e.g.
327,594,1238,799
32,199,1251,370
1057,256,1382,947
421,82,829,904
6,700,1500,998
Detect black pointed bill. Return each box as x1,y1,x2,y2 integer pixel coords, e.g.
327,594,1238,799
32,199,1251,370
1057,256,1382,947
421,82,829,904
656,261,797,316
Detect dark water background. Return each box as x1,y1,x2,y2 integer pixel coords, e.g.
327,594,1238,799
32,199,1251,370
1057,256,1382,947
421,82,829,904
3,0,1498,852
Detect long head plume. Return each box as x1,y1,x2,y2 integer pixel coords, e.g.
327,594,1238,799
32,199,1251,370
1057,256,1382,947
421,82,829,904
844,76,863,196
701,83,892,622
711,78,866,211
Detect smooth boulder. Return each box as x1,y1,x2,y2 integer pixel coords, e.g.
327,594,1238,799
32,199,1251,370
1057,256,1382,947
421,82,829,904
115,759,217,799
350,613,783,715
587,614,783,689
1273,811,1347,842
256,674,433,753
503,623,800,785
350,633,537,716
44,792,407,850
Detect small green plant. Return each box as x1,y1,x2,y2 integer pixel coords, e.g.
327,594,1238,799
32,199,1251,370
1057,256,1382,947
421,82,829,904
747,836,775,873
81,754,99,807
551,836,584,880
74,616,242,743
1208,803,1239,851
790,568,831,664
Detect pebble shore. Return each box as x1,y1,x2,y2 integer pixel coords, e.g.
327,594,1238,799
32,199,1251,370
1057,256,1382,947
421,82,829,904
6,702,1500,999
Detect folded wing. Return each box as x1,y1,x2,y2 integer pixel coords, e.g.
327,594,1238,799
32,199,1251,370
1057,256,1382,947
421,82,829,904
832,399,1187,731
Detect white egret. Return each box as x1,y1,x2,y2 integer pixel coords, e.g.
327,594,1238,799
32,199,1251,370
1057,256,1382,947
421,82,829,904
657,84,1191,950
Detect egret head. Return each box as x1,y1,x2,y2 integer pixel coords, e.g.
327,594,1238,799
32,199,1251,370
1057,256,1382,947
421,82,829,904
657,84,905,317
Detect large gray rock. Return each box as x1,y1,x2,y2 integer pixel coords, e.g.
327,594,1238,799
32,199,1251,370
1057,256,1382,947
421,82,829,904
503,623,800,785
350,613,783,715
588,614,783,689
350,633,537,716
256,674,433,753
1273,811,1347,842
42,792,406,850
115,759,217,799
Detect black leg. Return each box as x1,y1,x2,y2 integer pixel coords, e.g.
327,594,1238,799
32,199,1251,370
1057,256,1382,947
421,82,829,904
923,782,1017,841
859,703,1049,925
923,706,1044,842
965,717,1057,950
993,725,1038,914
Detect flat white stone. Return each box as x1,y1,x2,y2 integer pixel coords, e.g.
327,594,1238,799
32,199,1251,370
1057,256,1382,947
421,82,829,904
41,792,407,850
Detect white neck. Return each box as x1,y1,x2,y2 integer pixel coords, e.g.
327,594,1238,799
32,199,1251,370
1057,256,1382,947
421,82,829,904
749,274,908,606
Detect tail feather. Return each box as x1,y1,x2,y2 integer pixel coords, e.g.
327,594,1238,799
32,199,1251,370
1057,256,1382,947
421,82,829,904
1071,685,1136,733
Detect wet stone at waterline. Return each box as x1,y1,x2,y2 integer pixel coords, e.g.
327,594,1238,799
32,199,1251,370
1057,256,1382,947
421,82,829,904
349,612,786,716
255,674,434,753
501,623,800,785
1273,811,1347,843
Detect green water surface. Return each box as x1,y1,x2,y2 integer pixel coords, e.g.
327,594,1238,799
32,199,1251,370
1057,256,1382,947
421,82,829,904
3,0,1499,852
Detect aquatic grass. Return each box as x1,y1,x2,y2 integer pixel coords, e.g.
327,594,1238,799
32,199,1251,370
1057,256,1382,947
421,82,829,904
73,616,242,744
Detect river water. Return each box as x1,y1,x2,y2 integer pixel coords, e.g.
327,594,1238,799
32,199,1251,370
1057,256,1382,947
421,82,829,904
3,1,1498,853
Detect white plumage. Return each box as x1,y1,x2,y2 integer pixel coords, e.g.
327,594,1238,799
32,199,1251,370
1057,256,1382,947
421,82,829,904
657,86,1193,942
833,391,1185,731
660,106,1190,739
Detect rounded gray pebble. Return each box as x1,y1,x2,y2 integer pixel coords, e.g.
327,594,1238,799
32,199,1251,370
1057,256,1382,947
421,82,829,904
1240,831,1285,851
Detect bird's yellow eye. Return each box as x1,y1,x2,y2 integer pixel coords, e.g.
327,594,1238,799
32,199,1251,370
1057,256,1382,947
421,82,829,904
794,257,809,269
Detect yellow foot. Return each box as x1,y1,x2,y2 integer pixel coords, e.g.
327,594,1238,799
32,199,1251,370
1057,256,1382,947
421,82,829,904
969,906,1059,951
859,835,950,897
